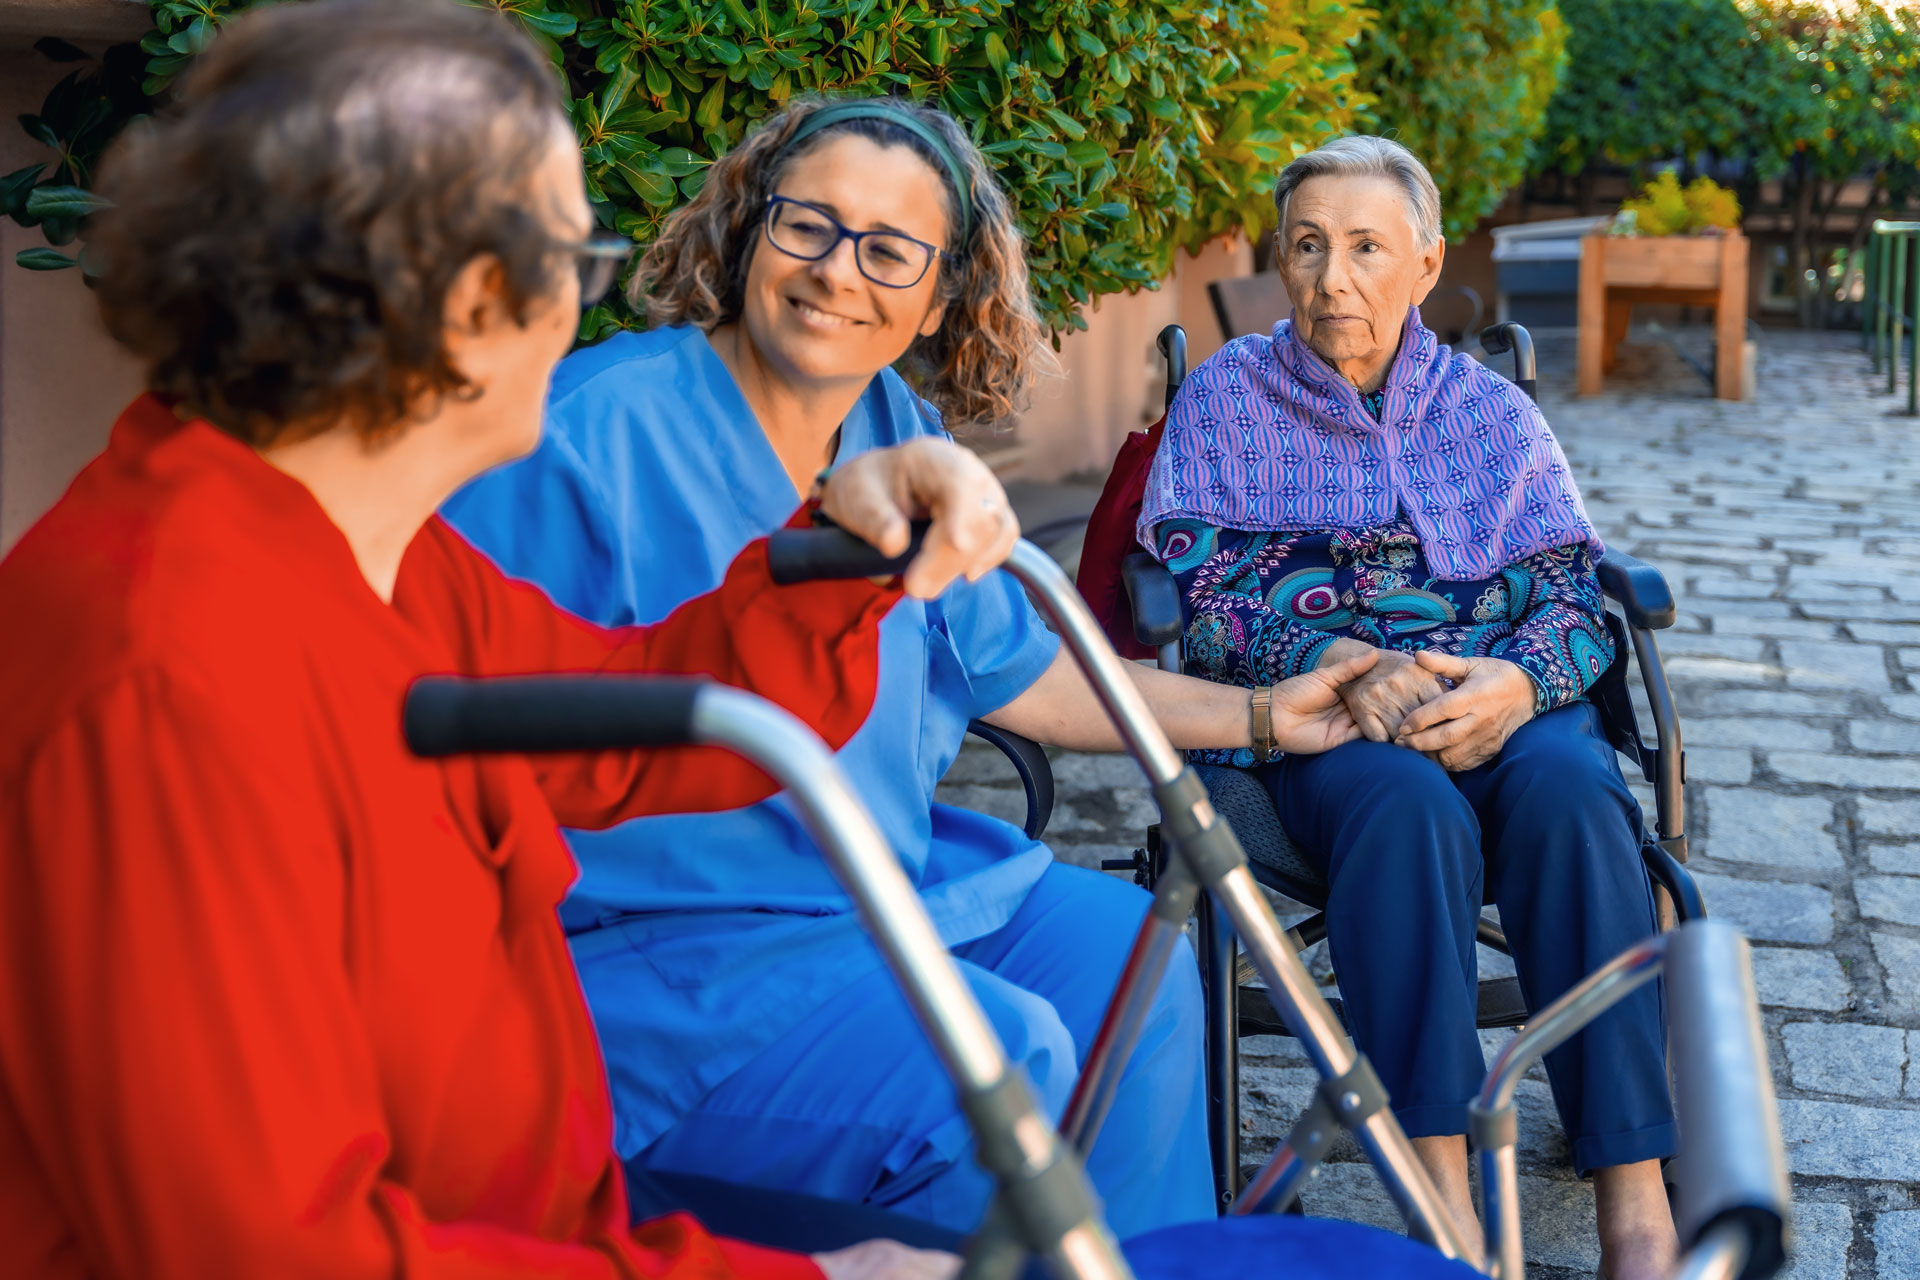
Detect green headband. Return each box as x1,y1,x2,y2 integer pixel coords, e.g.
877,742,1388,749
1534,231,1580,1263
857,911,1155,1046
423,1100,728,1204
782,101,975,244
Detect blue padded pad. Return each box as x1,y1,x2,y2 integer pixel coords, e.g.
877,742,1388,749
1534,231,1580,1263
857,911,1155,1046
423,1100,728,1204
1193,763,1328,906
1124,1214,1482,1279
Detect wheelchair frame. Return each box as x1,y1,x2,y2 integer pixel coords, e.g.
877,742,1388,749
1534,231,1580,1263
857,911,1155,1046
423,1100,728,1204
405,474,1785,1279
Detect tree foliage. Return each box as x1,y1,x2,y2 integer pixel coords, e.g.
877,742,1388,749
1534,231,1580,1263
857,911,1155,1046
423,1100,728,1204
1353,0,1567,242
1537,0,1772,177
3,0,1372,335
1537,0,1920,323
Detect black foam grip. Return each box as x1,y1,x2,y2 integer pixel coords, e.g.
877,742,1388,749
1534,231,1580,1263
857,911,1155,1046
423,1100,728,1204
766,522,929,585
1121,552,1184,648
1598,549,1678,631
403,675,705,757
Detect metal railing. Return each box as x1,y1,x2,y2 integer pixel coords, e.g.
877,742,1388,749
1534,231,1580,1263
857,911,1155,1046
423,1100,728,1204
1864,219,1920,416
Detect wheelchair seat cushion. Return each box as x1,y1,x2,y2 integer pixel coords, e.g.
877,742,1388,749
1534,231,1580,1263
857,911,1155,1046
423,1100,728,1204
1194,764,1328,905
1123,1213,1482,1279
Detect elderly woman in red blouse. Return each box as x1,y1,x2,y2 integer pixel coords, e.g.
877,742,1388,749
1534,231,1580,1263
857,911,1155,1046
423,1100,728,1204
0,3,1024,1277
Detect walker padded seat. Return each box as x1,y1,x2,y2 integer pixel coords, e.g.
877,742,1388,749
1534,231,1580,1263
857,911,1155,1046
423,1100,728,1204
1123,1214,1482,1280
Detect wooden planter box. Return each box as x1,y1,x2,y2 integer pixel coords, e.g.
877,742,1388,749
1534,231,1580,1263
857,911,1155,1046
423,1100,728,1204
1577,231,1749,400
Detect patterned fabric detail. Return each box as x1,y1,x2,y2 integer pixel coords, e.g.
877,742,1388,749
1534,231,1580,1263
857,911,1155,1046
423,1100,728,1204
1157,514,1615,764
1138,308,1601,581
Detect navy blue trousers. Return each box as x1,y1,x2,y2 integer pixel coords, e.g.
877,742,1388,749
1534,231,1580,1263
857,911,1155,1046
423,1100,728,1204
1258,701,1675,1174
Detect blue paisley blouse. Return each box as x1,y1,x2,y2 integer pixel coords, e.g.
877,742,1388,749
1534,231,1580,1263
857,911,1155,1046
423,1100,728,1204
1154,392,1614,768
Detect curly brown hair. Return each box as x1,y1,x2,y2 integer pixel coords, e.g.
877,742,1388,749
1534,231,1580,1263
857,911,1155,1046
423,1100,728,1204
633,95,1049,430
88,0,572,446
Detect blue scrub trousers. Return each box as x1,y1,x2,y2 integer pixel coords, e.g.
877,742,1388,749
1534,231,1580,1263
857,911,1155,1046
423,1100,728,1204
629,862,1214,1236
1260,701,1675,1175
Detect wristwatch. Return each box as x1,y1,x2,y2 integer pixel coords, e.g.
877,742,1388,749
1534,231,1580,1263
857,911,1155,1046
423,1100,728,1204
1249,685,1276,763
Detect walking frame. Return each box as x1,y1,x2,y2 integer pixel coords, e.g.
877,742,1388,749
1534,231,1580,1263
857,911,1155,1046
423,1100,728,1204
404,524,1792,1279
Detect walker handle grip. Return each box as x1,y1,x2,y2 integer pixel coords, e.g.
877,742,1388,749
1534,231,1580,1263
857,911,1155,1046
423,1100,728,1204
767,522,930,584
403,675,706,756
1666,919,1791,1279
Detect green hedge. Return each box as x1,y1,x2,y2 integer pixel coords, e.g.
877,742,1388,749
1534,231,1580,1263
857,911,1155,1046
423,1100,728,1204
1536,0,1772,177
1355,0,1567,241
4,0,1371,337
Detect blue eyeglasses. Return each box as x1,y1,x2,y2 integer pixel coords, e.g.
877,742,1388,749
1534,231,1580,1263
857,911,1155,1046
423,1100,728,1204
762,195,942,289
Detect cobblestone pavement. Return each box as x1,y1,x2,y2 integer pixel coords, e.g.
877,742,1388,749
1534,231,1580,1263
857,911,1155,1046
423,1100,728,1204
936,326,1920,1277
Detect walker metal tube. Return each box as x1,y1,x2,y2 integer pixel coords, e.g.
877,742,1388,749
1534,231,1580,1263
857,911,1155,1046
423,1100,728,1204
406,674,1131,1280
998,541,1472,1262
1004,541,1187,785
693,691,1134,1280
1213,864,1467,1256
1059,859,1201,1152
1670,1224,1751,1280
1471,935,1668,1280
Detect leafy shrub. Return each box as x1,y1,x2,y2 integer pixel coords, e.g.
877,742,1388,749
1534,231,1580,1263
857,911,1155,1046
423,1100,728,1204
1613,171,1741,235
4,0,1371,337
1537,0,1771,177
1353,0,1567,240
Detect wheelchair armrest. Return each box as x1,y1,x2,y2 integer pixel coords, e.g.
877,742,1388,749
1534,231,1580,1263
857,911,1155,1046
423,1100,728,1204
1598,550,1677,631
963,720,1054,841
1122,552,1184,649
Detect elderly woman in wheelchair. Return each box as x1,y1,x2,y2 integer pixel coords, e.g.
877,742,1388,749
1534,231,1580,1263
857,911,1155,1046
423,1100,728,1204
1138,135,1679,1279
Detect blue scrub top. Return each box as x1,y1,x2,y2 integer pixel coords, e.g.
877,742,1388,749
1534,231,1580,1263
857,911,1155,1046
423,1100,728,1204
443,324,1060,1154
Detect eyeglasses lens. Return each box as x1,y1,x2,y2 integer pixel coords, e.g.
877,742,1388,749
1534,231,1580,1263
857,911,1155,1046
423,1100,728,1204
766,200,932,289
578,256,619,308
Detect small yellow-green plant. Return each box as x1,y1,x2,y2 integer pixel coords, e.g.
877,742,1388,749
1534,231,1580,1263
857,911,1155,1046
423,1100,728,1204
1613,171,1742,236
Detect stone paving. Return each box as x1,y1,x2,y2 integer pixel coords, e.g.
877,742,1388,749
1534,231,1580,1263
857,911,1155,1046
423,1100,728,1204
936,324,1920,1276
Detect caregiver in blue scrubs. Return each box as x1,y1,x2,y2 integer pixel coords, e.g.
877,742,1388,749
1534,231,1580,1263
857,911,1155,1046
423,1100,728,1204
445,95,1374,1235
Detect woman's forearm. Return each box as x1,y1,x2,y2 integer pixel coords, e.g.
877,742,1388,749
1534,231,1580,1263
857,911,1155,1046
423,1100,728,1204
980,649,1251,752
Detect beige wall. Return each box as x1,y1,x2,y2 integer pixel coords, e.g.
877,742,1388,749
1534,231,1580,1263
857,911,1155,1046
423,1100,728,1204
1012,234,1252,481
0,42,146,554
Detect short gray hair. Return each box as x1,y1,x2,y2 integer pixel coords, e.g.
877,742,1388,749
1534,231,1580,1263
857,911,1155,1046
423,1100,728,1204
1271,135,1443,248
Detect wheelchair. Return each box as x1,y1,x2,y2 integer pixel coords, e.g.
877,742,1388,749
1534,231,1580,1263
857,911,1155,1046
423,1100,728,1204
970,320,1708,1210
408,520,1783,1279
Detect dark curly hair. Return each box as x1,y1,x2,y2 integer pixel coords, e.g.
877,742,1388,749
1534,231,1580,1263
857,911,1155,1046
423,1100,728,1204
89,0,572,446
634,95,1050,430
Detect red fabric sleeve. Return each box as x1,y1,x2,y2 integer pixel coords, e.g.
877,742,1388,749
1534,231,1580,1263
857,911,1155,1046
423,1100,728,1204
0,672,818,1280
410,510,900,828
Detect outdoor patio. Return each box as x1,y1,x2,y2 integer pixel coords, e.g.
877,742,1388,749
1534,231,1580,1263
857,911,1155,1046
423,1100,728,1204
940,324,1920,1278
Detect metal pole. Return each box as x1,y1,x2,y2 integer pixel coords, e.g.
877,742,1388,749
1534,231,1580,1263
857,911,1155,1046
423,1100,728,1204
692,690,1133,1280
1875,221,1893,372
1890,231,1908,398
1863,229,1878,354
1908,230,1919,417
997,541,1474,1263
1471,935,1669,1280
1668,1223,1751,1280
1058,859,1200,1153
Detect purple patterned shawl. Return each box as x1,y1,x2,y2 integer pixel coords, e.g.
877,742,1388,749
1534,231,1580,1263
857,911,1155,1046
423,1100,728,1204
1138,307,1599,580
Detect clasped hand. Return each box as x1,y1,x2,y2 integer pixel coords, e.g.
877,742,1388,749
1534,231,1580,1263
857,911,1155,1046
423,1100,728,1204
1312,640,1537,771
817,437,1019,599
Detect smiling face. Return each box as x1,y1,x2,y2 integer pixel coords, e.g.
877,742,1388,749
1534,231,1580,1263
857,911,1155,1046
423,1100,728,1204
734,131,952,396
1276,172,1444,392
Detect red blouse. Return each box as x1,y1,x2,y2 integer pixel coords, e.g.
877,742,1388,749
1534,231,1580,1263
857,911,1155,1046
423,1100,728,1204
0,396,899,1278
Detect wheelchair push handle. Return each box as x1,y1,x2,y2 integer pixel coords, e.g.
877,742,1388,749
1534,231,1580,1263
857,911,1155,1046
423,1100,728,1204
1480,321,1538,403
405,675,703,756
1155,324,1187,411
766,522,930,584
